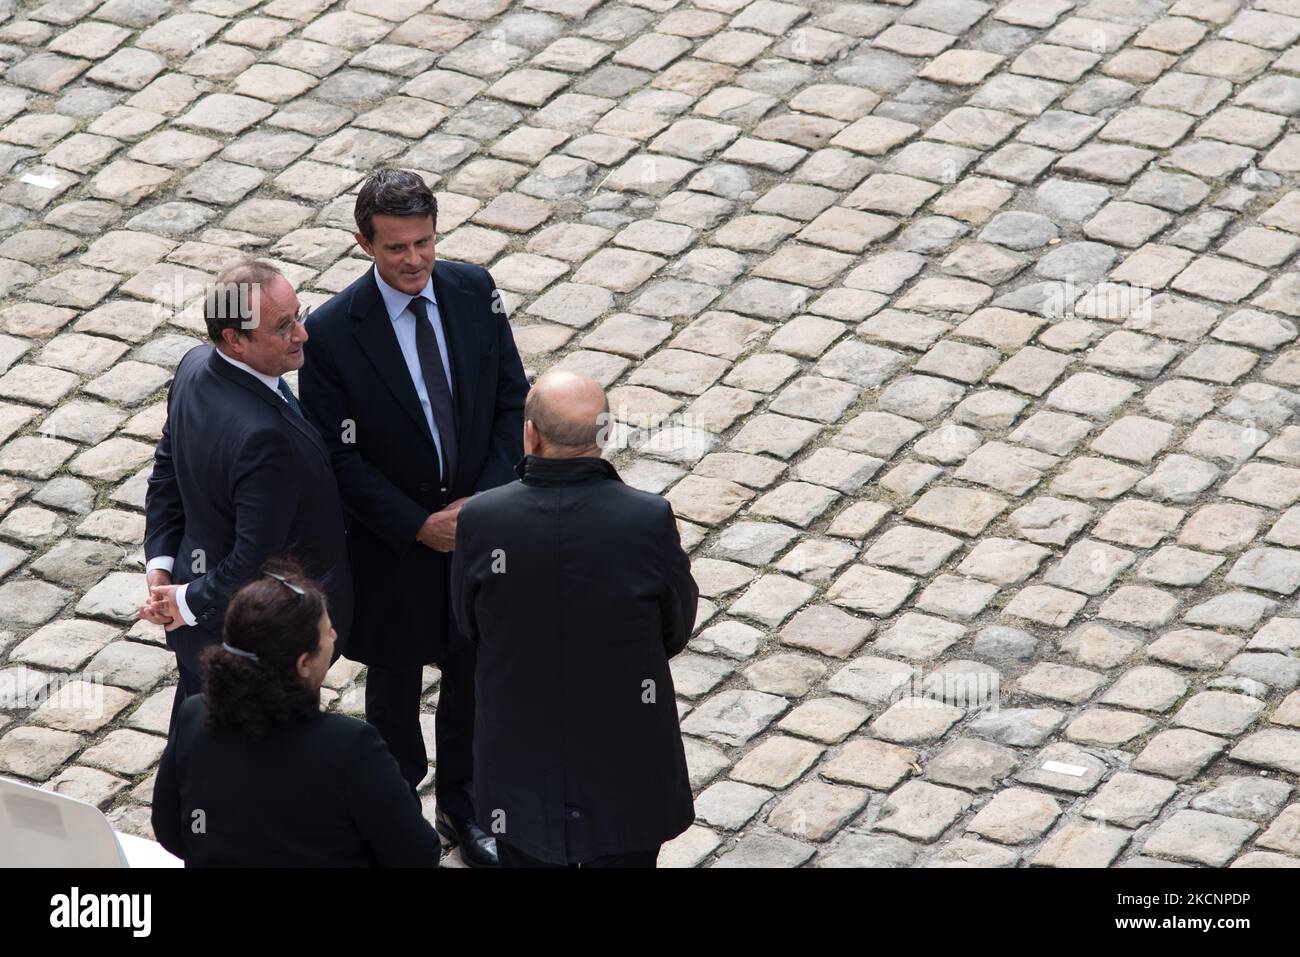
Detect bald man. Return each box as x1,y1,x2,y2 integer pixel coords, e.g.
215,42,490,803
450,372,698,867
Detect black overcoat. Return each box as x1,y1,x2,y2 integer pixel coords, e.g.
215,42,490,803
152,695,442,867
299,260,527,667
451,455,699,863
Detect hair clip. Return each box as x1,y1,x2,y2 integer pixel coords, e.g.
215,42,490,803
222,641,259,662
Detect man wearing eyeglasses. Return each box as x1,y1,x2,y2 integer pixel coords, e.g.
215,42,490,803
141,260,353,733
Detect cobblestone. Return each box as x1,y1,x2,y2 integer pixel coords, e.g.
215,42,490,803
0,0,1297,869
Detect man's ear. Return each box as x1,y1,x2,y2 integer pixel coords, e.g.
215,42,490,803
354,231,372,257
295,651,312,681
220,328,244,356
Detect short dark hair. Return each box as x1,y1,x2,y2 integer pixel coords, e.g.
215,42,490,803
201,559,328,738
204,260,284,345
354,168,438,242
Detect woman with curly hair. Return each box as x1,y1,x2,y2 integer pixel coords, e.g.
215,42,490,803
151,562,441,867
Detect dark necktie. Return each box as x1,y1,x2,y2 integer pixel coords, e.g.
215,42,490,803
408,295,458,484
276,378,303,417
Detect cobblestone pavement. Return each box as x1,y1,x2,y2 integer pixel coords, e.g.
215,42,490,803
1,0,1300,869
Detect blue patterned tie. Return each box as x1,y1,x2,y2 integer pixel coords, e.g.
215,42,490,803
277,378,303,417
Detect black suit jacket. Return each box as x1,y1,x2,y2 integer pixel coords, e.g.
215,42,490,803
144,346,353,651
152,695,442,867
298,261,528,667
451,455,699,864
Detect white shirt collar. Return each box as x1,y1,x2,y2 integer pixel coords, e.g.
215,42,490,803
373,264,436,323
214,347,283,398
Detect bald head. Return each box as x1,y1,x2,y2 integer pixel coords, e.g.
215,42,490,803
524,372,610,458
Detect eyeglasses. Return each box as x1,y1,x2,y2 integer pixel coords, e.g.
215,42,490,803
268,305,310,341
238,305,309,341
263,571,306,597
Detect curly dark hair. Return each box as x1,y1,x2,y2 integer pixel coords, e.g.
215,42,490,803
354,168,438,242
200,560,327,738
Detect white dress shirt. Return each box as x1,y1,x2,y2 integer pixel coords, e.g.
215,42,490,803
145,348,291,628
373,265,454,478
213,348,287,397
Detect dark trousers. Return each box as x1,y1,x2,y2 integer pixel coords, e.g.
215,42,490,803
498,842,660,868
364,644,476,818
167,629,217,734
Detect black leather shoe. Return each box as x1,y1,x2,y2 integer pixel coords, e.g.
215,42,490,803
434,808,499,868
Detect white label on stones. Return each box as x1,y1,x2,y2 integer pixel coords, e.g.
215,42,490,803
20,173,59,189
1042,760,1088,776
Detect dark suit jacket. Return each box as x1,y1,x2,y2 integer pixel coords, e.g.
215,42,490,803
143,346,353,652
298,261,527,667
451,455,699,864
152,695,442,867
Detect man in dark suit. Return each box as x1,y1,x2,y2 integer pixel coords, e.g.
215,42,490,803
142,261,353,731
451,371,698,868
298,168,528,868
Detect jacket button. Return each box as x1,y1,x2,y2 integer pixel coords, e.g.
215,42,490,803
570,810,580,819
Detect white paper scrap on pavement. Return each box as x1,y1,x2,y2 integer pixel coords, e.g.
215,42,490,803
19,173,60,189
1041,760,1089,776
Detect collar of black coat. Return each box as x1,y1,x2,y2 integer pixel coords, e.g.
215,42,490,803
515,454,621,486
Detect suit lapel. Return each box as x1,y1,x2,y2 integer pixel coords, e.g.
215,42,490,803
431,260,479,467
207,350,331,465
348,269,437,451
276,383,331,464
